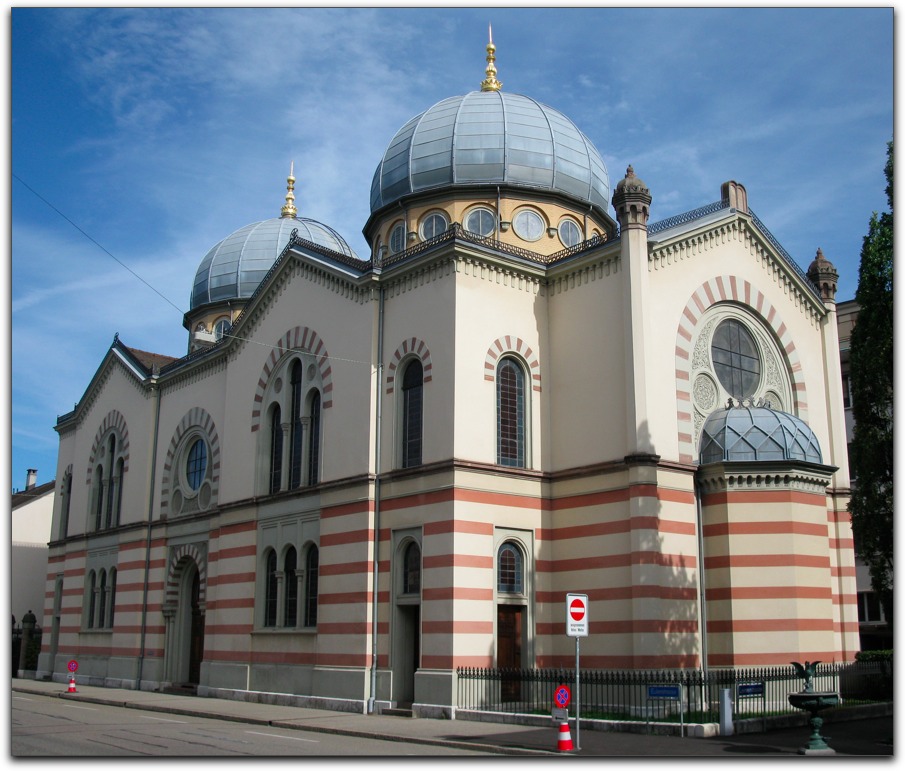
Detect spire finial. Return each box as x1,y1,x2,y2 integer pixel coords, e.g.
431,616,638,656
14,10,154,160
281,161,297,218
480,25,502,92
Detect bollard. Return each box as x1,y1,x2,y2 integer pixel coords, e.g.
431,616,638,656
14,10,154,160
68,675,78,693
719,688,734,736
556,721,574,752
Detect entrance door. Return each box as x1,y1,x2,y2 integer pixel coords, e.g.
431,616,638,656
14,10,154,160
188,569,204,685
497,605,523,702
396,605,420,704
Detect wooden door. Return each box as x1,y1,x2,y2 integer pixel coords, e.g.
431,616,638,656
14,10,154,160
497,605,523,702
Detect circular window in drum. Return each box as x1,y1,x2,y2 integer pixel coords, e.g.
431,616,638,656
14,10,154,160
420,212,448,241
711,318,761,399
214,317,231,341
513,209,545,242
389,222,406,254
185,438,208,491
558,218,582,247
464,207,496,237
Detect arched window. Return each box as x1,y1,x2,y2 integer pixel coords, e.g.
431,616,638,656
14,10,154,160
105,435,116,528
401,359,423,468
497,358,526,468
307,391,321,486
93,465,104,531
114,457,124,527
390,222,406,254
97,570,107,628
497,542,524,594
289,360,304,489
284,547,298,627
269,405,283,494
108,568,117,628
60,472,72,540
420,212,448,241
711,318,761,400
403,541,421,595
186,438,207,491
87,571,97,628
304,546,319,628
264,550,278,627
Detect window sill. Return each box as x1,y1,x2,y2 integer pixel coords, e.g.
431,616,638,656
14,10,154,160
253,627,317,635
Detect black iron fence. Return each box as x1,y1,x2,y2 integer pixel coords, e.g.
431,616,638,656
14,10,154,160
456,662,892,723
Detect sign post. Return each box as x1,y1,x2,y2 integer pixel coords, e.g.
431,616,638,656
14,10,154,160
566,593,588,751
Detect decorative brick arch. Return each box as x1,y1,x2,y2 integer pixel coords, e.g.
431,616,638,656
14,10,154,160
251,326,333,432
159,407,221,518
386,337,432,394
85,409,129,485
164,542,207,608
674,276,808,464
484,336,541,392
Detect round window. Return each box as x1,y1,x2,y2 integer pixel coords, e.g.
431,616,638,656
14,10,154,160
464,208,496,237
389,223,406,254
185,438,207,492
420,212,448,240
214,318,231,341
513,210,545,242
558,218,582,247
711,319,761,399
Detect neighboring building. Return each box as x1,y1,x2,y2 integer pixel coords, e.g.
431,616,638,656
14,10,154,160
836,298,891,650
38,39,858,713
12,469,54,626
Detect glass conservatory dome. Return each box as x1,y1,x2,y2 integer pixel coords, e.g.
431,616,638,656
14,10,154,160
699,401,823,465
369,89,610,216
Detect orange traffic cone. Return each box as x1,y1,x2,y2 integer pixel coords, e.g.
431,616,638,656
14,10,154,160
68,675,77,693
556,720,574,752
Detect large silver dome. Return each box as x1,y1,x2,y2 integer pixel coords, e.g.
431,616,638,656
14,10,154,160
370,91,610,215
699,402,823,465
191,216,359,310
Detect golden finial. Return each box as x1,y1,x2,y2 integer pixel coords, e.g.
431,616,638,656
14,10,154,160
280,161,297,218
480,24,502,92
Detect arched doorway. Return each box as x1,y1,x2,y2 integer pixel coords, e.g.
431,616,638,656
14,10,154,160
392,539,421,705
164,556,206,688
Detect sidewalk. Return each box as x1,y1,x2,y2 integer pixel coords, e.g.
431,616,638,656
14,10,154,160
12,678,893,757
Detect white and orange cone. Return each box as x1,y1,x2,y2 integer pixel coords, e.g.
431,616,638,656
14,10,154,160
68,675,77,693
556,720,574,752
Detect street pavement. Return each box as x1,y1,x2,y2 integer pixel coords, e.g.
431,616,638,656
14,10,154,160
11,678,893,757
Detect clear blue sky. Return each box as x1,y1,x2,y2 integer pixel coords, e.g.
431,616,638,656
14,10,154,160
9,7,894,491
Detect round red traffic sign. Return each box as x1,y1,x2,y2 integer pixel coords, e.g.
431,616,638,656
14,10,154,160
569,597,586,621
554,684,571,708
67,659,78,673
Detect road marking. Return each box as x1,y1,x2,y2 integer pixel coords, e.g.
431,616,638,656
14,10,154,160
141,716,186,723
12,696,33,701
64,704,97,711
246,731,319,743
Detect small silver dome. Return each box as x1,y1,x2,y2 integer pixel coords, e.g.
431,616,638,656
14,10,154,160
699,402,823,465
370,91,610,215
191,217,359,309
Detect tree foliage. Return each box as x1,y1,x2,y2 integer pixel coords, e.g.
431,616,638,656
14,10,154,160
848,140,894,628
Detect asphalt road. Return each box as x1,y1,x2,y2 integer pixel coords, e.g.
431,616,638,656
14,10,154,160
11,692,496,757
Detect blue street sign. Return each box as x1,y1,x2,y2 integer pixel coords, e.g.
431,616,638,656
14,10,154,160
647,685,681,700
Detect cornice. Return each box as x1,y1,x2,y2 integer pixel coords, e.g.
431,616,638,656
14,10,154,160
697,459,836,496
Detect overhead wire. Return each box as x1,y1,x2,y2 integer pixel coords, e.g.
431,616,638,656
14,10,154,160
13,173,376,369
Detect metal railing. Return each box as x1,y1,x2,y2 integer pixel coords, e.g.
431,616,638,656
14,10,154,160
456,661,892,723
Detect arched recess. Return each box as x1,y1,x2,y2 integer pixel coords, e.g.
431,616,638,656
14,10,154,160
84,409,130,486
251,326,333,432
484,336,541,393
674,276,808,464
386,338,432,395
159,407,220,519
164,542,208,609
162,543,207,686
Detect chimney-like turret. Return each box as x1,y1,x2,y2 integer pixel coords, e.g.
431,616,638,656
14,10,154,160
25,469,37,490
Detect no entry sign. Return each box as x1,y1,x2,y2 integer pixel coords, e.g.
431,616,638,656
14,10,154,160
566,593,588,637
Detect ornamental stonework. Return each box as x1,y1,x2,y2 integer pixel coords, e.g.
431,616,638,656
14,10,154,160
693,374,718,412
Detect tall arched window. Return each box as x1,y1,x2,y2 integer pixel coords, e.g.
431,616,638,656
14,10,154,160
304,546,319,628
497,358,526,468
497,542,524,594
97,570,107,628
307,391,321,486
114,457,124,526
93,465,104,531
401,360,423,468
289,360,304,489
264,550,278,627
108,568,117,628
403,541,421,595
284,547,298,627
87,571,97,629
105,435,116,528
269,405,283,494
60,472,72,540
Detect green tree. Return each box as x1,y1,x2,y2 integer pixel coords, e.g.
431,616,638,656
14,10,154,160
848,140,894,629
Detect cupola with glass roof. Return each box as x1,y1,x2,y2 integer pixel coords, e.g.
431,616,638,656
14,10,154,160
368,29,611,224
190,164,360,312
699,399,824,465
